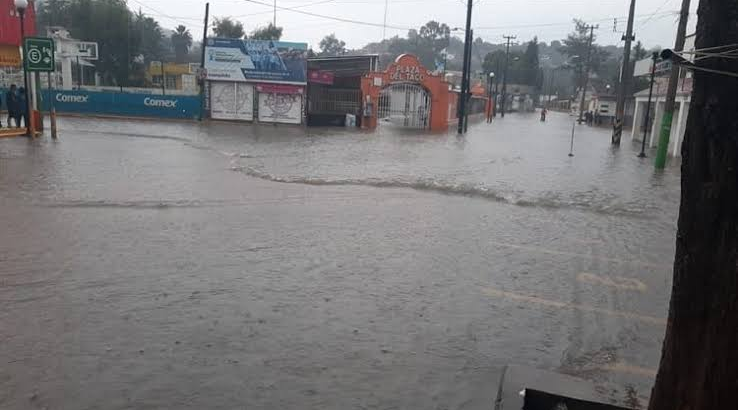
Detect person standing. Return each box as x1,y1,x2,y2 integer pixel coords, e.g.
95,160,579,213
16,87,27,129
5,85,18,127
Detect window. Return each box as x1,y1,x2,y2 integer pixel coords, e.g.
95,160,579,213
152,75,163,85
166,75,177,89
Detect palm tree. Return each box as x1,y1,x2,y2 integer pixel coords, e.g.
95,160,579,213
171,25,193,63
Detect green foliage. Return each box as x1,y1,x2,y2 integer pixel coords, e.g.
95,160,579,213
212,17,245,39
171,25,192,63
319,34,346,56
559,19,610,76
522,37,541,87
36,1,170,86
250,23,283,41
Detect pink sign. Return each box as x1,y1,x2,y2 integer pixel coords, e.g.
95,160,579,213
308,70,335,85
255,83,305,95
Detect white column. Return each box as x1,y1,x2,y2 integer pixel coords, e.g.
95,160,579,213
631,99,641,140
62,57,73,90
673,100,689,157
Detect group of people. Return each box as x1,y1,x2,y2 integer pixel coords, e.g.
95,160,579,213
1,85,28,129
583,110,602,126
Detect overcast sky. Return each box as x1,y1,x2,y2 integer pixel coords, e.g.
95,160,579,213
133,0,698,51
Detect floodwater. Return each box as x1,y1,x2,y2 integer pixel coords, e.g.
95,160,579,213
0,112,681,409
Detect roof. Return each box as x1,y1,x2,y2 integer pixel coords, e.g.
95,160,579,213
634,76,693,98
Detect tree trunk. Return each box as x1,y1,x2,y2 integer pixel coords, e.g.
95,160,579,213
648,1,738,409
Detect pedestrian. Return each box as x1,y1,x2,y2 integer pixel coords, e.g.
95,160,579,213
5,85,18,128
594,110,601,126
540,107,547,122
16,87,27,129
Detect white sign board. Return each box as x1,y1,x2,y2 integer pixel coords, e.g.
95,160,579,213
633,58,654,77
210,82,254,121
258,93,302,124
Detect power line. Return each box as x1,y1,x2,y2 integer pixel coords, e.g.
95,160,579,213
241,0,413,30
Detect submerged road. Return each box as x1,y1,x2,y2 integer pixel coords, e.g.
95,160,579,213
0,112,680,409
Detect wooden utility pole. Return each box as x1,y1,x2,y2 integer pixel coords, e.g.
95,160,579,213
500,35,516,118
577,24,598,124
647,1,738,408
654,0,691,168
198,2,210,122
612,0,636,145
457,0,473,134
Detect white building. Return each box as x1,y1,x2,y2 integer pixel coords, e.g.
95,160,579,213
631,34,695,158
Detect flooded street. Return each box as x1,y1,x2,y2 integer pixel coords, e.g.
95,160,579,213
1,112,680,409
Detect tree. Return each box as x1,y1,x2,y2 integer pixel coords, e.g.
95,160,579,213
171,25,192,63
133,10,165,62
319,33,346,56
647,1,738,409
522,37,541,87
212,17,245,38
559,19,610,77
482,50,506,76
416,20,450,68
250,23,283,41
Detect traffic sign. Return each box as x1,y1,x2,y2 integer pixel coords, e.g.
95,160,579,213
24,37,55,72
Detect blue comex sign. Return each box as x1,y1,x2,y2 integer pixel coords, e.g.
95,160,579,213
204,38,308,84
41,90,201,119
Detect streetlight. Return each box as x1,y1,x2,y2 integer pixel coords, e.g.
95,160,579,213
15,0,32,136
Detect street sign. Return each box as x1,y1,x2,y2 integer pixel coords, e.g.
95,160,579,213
24,37,55,72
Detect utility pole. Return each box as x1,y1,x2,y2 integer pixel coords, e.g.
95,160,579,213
492,58,500,117
638,52,659,158
382,0,389,41
500,35,516,117
612,0,636,145
577,24,598,124
463,29,473,132
654,0,691,169
457,0,473,134
273,0,277,26
198,2,210,122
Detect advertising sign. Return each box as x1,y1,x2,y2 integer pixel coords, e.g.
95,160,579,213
255,83,303,95
210,82,254,121
0,44,20,67
39,90,201,119
258,92,302,124
23,37,55,72
308,70,334,85
204,38,308,84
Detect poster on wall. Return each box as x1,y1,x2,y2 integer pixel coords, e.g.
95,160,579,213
205,38,307,84
258,92,303,124
210,82,254,121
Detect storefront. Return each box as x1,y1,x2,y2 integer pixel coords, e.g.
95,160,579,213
204,38,307,124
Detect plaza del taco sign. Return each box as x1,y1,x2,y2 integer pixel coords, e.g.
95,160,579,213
389,64,425,82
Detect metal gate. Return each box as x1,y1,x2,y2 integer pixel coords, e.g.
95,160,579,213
378,83,431,129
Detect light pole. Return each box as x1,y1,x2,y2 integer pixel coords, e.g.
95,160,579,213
15,0,32,136
487,72,494,123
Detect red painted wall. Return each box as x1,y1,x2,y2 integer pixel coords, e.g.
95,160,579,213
0,0,37,46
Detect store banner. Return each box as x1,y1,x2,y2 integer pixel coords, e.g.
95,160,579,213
0,44,20,67
0,0,37,46
204,38,307,84
38,90,201,119
258,92,302,124
255,83,303,95
307,70,334,85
